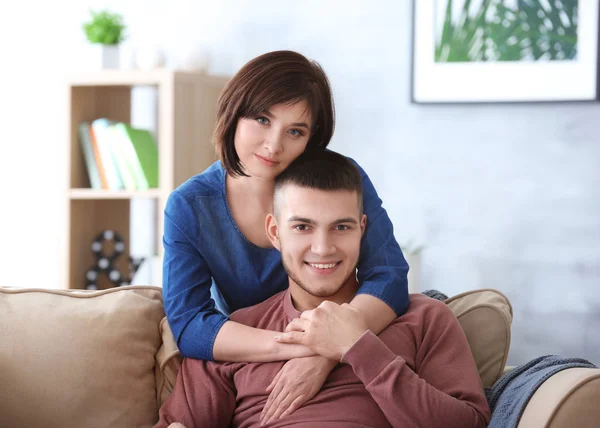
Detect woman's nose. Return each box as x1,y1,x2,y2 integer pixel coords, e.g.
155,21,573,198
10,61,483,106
264,129,283,154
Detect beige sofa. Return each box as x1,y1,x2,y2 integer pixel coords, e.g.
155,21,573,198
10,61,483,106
1,285,599,428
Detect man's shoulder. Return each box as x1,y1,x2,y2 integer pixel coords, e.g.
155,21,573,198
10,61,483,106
229,291,288,329
392,294,456,327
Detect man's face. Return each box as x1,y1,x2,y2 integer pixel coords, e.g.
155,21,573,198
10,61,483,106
268,186,366,299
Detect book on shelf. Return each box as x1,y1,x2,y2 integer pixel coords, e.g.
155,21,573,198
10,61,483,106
78,122,102,189
78,119,159,191
88,124,109,189
113,123,159,189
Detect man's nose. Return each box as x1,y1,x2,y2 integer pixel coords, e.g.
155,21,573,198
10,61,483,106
311,231,336,256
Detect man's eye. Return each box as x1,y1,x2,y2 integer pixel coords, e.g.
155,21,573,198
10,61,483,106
336,225,350,231
294,224,309,231
257,117,269,125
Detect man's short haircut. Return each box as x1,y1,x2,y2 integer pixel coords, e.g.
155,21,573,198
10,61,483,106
213,50,336,177
274,150,363,216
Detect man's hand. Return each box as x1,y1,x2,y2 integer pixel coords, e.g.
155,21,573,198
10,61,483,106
260,355,336,425
276,301,369,361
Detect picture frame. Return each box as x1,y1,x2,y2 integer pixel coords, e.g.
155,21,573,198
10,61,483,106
411,1,600,103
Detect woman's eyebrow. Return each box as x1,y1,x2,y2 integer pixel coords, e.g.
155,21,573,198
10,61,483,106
261,110,310,129
291,122,310,129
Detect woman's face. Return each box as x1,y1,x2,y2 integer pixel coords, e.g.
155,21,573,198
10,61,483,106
234,100,312,180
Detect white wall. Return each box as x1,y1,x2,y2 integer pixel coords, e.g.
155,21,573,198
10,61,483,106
1,0,599,365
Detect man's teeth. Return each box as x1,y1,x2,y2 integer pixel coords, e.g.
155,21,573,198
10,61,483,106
309,263,337,269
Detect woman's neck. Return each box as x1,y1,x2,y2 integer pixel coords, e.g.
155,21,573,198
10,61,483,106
226,174,275,210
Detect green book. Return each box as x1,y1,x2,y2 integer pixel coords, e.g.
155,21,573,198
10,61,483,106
114,123,159,189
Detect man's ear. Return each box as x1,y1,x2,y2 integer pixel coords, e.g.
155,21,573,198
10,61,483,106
360,214,367,237
265,213,281,250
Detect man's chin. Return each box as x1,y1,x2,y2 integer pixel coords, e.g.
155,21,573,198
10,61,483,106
299,283,342,299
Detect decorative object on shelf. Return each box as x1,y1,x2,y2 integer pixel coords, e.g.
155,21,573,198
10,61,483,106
401,240,425,294
129,255,146,283
85,229,144,289
134,45,166,70
82,9,126,69
176,43,210,71
412,0,600,103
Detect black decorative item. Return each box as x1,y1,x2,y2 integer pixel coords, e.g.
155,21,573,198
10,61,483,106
85,229,145,290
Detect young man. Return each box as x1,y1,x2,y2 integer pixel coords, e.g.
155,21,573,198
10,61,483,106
155,151,491,428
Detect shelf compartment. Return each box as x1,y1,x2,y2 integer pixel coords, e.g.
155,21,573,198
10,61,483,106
69,199,131,290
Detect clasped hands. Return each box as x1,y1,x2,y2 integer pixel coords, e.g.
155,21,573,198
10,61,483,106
278,300,369,361
260,301,369,425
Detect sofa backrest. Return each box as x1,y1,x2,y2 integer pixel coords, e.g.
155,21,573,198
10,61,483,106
0,285,172,428
0,285,512,427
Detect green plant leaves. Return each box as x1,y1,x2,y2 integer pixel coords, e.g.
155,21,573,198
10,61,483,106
83,10,126,45
435,0,578,62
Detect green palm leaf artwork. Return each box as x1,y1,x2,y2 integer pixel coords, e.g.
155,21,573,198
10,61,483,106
435,0,578,62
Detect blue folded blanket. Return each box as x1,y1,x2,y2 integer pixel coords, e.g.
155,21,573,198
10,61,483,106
485,354,597,428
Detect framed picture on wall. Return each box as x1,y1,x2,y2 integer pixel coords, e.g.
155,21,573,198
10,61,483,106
412,0,600,103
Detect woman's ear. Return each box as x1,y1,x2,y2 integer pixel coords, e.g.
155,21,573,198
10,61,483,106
265,213,281,250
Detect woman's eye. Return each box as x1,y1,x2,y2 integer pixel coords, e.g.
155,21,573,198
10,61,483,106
288,128,304,137
257,116,269,125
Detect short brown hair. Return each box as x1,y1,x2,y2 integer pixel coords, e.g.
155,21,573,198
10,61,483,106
274,150,363,216
213,50,335,177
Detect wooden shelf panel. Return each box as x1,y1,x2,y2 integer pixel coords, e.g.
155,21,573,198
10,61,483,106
69,189,162,200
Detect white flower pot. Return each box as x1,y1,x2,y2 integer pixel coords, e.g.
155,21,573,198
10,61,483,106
99,44,120,69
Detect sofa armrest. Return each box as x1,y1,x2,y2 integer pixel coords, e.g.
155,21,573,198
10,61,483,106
155,317,183,407
517,367,600,428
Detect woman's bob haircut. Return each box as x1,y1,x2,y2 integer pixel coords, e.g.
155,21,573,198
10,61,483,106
212,50,335,177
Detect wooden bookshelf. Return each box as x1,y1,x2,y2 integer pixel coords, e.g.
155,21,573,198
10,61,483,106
65,70,228,290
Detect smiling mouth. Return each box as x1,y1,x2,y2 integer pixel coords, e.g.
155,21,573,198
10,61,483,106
305,261,341,270
255,154,279,166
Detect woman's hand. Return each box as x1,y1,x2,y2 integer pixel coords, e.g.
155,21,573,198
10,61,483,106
276,301,369,361
260,355,337,425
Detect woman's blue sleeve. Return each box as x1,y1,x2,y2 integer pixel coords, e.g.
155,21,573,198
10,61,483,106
352,159,410,316
162,190,228,361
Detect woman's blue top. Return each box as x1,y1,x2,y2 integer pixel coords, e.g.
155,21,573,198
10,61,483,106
162,158,409,360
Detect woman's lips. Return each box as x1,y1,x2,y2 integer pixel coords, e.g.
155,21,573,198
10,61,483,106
255,154,279,167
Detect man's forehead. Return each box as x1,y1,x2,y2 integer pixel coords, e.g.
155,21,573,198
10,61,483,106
279,186,360,221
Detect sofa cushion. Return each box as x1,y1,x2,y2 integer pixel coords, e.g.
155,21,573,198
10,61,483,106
517,367,600,428
0,285,165,428
156,316,183,406
444,288,513,388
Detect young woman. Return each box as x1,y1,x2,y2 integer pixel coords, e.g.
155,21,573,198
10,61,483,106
162,50,409,421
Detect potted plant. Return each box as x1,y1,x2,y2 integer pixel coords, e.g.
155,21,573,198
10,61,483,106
82,10,126,69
